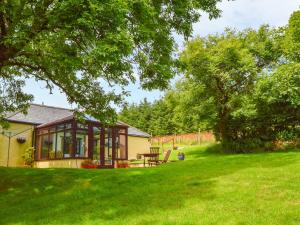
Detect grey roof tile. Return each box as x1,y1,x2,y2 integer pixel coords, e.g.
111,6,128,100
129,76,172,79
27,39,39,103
6,104,150,138
6,104,73,124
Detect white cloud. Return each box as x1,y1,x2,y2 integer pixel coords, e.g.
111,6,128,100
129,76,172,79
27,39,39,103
193,0,299,37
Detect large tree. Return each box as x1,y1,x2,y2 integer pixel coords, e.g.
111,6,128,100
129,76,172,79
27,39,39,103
179,27,284,141
0,0,222,124
119,14,299,150
180,32,257,140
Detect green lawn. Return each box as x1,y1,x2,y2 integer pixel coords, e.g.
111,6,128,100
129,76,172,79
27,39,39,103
2,145,300,225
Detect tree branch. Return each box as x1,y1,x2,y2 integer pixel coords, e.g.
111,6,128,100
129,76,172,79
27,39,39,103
0,12,7,38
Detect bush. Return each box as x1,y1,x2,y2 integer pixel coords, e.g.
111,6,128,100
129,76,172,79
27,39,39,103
22,147,35,166
276,129,298,141
221,139,274,153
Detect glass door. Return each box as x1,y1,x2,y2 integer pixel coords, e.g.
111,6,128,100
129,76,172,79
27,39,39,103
92,126,101,166
100,128,115,168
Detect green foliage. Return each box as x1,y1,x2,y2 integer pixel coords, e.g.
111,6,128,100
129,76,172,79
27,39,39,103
276,129,298,141
120,11,299,148
119,98,177,136
285,11,300,61
221,139,274,153
248,64,300,140
22,147,35,166
0,77,33,129
180,28,274,141
178,23,299,147
0,0,222,125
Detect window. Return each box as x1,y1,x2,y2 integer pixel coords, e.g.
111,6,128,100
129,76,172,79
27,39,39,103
77,123,88,129
48,133,55,159
92,127,101,161
56,129,64,158
115,128,127,160
63,130,72,158
35,122,79,160
35,119,129,163
76,130,88,157
104,128,113,166
41,135,49,159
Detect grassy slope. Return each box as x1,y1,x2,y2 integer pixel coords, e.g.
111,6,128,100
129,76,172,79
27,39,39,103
1,145,300,225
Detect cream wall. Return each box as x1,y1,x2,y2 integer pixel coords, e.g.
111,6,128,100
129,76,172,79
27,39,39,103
0,123,34,167
35,159,86,168
128,136,151,160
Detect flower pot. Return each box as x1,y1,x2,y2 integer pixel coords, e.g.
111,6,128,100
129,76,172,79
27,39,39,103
178,154,185,160
117,161,129,168
82,164,96,169
17,137,26,144
81,160,97,169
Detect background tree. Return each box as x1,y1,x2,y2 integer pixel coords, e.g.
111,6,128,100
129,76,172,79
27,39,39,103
0,0,222,124
119,97,177,136
119,99,152,134
180,31,259,141
0,77,33,128
119,12,299,152
251,65,300,141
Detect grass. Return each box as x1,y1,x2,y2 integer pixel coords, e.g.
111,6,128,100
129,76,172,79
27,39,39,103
1,144,300,225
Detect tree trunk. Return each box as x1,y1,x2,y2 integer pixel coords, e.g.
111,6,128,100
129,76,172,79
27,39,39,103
218,108,230,141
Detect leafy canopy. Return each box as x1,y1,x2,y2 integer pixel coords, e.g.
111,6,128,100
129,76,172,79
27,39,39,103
0,0,222,124
180,30,260,140
119,25,297,144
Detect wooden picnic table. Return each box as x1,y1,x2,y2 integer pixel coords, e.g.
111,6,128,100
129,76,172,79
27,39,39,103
138,153,160,167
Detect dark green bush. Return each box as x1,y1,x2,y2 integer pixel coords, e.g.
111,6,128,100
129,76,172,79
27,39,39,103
276,129,299,141
221,139,274,153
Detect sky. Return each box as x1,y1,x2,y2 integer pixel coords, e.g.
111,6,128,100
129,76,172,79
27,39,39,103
23,0,300,110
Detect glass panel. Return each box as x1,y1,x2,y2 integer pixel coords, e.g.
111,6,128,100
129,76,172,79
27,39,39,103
48,133,56,159
65,123,72,129
76,130,88,157
57,124,65,131
56,130,64,158
41,135,49,159
36,123,75,160
93,127,101,163
77,123,88,130
64,130,72,158
116,134,126,159
104,128,113,166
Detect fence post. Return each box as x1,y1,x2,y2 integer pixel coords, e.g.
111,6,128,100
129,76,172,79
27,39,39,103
198,128,201,145
174,133,176,144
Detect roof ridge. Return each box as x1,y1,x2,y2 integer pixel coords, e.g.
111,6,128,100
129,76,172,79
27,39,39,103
30,103,73,111
122,122,151,136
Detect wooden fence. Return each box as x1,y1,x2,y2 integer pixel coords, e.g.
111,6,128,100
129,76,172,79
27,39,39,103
150,131,215,146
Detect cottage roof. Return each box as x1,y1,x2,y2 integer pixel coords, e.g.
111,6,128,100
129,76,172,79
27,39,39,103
6,104,150,138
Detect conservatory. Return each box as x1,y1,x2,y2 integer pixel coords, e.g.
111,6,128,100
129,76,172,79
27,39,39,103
34,115,128,168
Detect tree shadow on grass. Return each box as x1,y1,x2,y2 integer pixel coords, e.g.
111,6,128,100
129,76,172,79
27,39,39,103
0,148,300,225
0,166,217,225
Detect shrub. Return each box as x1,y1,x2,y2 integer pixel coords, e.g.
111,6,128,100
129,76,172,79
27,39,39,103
276,129,298,141
22,147,35,166
221,139,274,153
